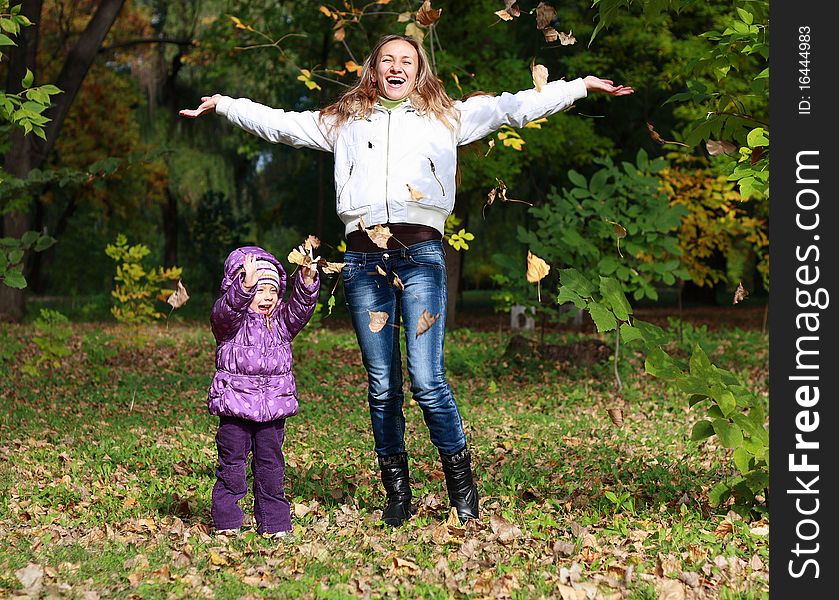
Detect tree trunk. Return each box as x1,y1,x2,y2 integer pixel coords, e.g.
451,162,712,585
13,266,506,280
0,0,126,321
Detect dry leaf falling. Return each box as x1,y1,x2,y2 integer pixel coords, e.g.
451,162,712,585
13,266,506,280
535,2,556,30
392,272,405,291
526,251,550,283
733,282,749,304
304,235,321,253
557,30,576,45
288,249,311,267
365,224,393,249
317,259,345,274
706,139,738,156
166,280,190,309
416,309,440,338
542,27,559,42
416,0,442,26
503,0,521,17
531,62,549,92
495,9,514,21
368,311,389,333
406,184,424,200
375,265,387,277
646,121,689,147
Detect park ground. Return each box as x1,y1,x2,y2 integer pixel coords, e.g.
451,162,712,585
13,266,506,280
0,302,769,599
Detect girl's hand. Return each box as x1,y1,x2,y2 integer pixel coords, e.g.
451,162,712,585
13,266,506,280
178,95,221,118
301,264,317,287
583,76,634,97
242,254,258,289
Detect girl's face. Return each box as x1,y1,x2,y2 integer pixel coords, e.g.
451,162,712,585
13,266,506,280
373,39,419,100
249,283,278,316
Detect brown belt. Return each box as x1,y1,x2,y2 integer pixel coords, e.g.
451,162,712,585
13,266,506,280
346,222,442,252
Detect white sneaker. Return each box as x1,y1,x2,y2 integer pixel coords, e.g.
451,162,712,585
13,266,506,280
215,528,240,537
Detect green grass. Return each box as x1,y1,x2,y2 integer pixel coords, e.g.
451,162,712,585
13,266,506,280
0,320,768,598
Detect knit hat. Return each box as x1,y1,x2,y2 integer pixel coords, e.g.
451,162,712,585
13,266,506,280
254,259,281,290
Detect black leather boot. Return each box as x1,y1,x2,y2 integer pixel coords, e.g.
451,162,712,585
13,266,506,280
377,452,412,526
440,446,479,523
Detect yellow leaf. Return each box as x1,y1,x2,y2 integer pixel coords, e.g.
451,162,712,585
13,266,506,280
526,250,550,283
531,62,549,92
406,184,424,200
495,9,514,21
416,309,440,338
523,117,548,129
405,22,425,43
397,11,413,22
319,6,333,18
209,551,228,566
345,60,363,75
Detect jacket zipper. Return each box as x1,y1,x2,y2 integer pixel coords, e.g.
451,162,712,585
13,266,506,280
337,163,354,203
384,111,392,222
428,157,446,196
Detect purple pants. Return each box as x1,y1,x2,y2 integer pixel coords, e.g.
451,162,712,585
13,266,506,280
211,416,291,534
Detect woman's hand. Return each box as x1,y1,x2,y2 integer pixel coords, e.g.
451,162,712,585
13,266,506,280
178,95,221,118
583,76,634,97
242,254,258,289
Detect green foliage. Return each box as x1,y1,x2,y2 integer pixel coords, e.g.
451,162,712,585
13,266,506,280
105,234,183,325
559,268,768,514
21,309,73,377
444,214,474,251
0,230,56,288
81,329,118,383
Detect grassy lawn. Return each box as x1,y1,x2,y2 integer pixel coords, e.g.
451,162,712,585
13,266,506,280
0,318,768,599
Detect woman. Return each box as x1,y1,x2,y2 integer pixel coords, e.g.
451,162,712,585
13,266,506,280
180,34,633,526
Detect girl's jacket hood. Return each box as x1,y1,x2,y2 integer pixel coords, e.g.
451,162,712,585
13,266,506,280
220,245,287,298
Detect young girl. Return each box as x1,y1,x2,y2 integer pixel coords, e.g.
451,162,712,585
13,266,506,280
208,245,319,537
182,35,633,527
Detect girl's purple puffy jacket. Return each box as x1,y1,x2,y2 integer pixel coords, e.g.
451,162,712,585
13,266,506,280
207,246,319,422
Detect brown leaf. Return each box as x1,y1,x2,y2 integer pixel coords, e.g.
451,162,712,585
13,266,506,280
416,309,440,338
375,265,387,277
714,519,734,538
333,27,345,42
542,27,559,42
397,11,413,22
166,280,190,309
647,121,689,147
416,0,442,26
489,514,523,543
304,235,321,252
557,30,576,45
365,224,393,249
733,282,749,304
406,183,424,200
288,249,309,266
535,2,556,29
392,556,421,575
531,62,549,92
15,564,43,591
392,272,405,291
495,9,514,21
317,258,345,274
526,250,550,283
750,146,765,165
504,0,521,17
607,408,624,427
706,139,737,156
368,311,389,333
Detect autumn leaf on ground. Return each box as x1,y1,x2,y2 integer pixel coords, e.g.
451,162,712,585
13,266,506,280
406,184,424,200
706,139,737,156
646,121,688,147
416,309,440,338
368,311,389,333
531,62,549,92
714,519,734,538
535,2,556,30
607,408,624,427
167,280,189,309
733,282,749,304
416,0,442,26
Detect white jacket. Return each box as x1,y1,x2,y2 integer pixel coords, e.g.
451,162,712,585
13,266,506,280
216,78,587,235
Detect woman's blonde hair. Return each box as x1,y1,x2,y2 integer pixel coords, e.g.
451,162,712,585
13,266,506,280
320,35,457,131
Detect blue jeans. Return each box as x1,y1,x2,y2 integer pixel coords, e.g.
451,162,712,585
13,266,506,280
342,240,467,456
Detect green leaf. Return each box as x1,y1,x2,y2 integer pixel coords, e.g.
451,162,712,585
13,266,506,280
708,482,731,507
746,127,768,148
22,68,34,88
712,419,744,449
1,269,27,288
644,346,683,380
599,276,632,321
733,447,753,475
688,344,715,380
587,301,617,332
711,386,737,417
33,235,56,252
557,286,586,309
559,268,595,298
691,420,715,440
567,170,587,189
0,33,15,46
619,323,645,344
